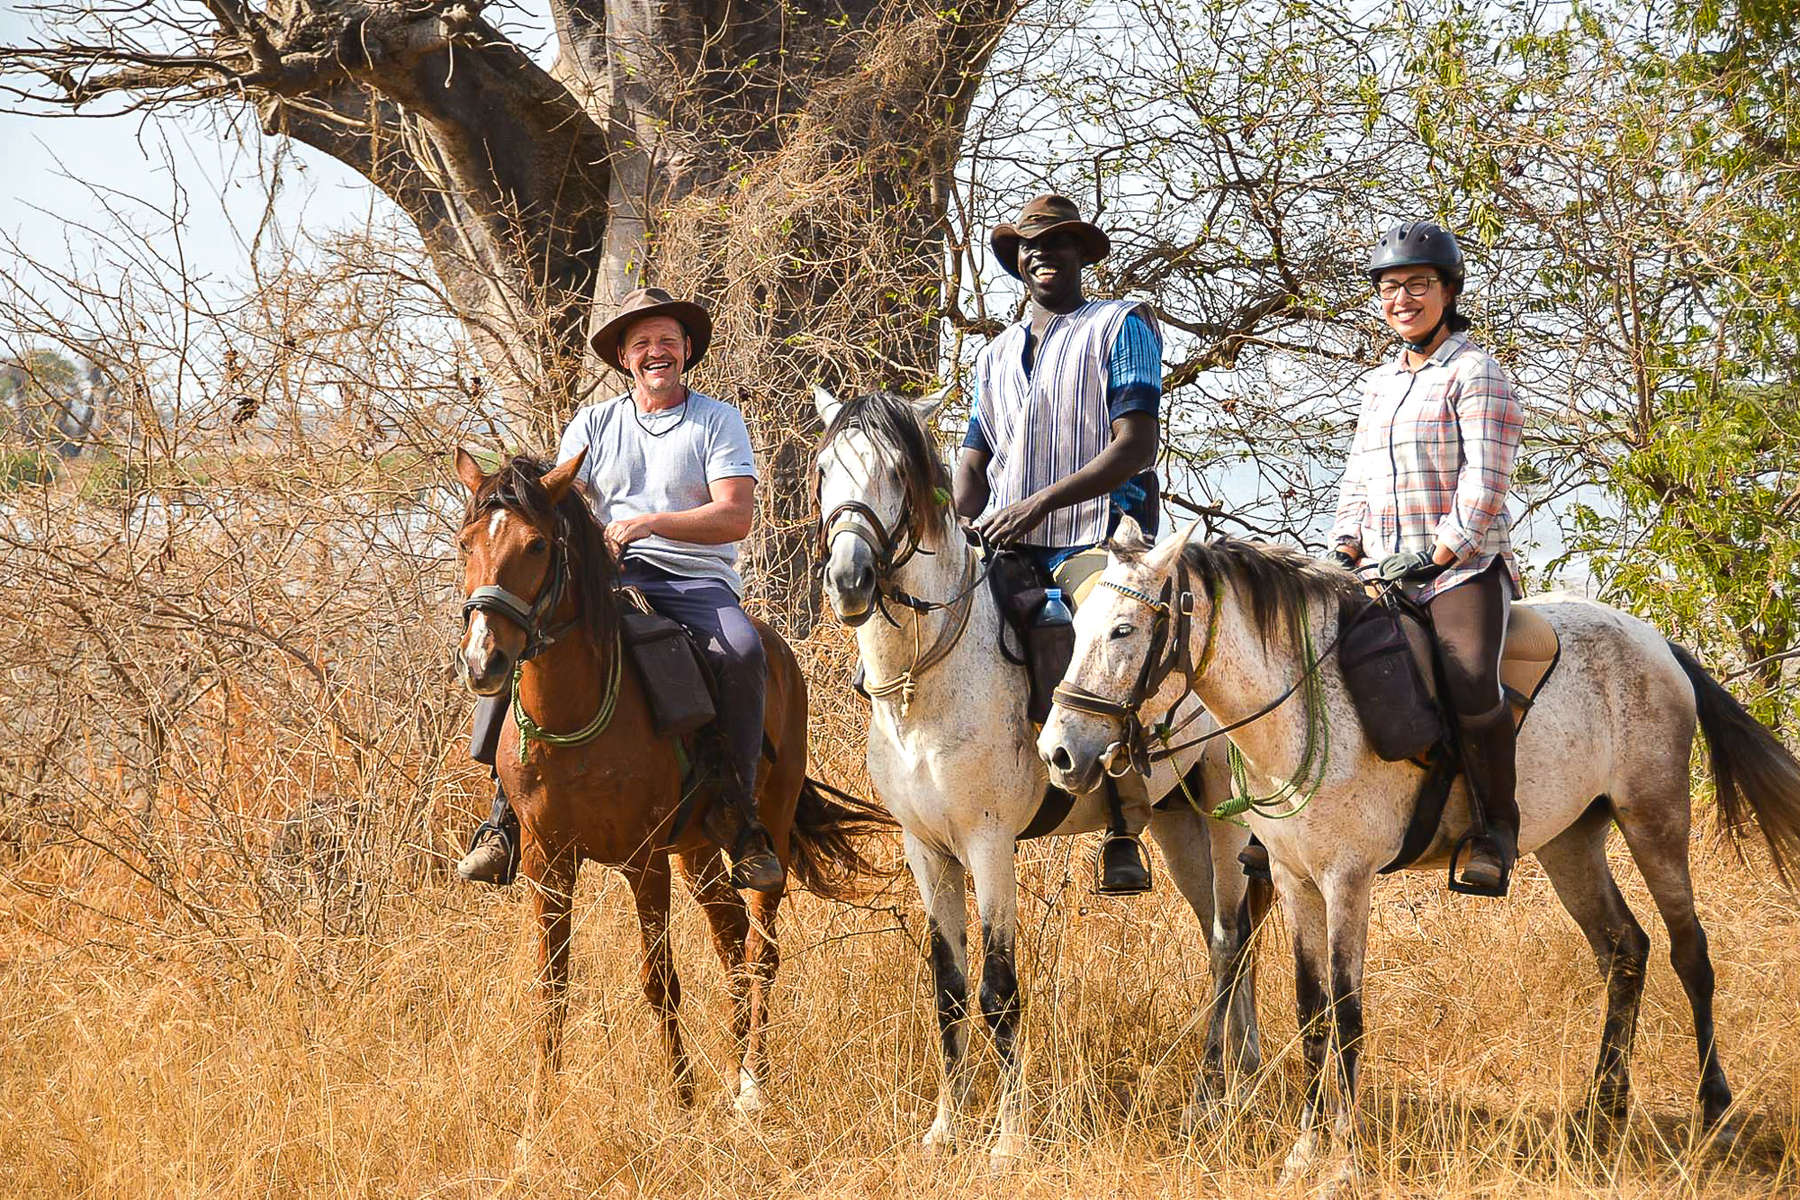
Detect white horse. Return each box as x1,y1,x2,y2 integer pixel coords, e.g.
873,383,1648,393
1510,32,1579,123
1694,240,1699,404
812,387,1269,1160
1040,519,1800,1188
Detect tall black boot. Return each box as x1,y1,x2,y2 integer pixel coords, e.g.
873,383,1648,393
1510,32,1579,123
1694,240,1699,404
1454,700,1518,896
457,775,520,886
702,766,784,894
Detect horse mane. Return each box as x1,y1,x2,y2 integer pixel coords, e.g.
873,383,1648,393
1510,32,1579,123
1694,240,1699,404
464,453,620,648
1108,528,1366,648
814,390,952,550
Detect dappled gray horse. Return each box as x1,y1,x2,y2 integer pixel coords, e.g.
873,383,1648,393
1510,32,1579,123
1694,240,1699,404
1042,520,1800,1189
813,387,1265,1160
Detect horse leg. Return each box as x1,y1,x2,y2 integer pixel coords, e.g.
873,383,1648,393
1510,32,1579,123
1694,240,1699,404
904,831,971,1152
1317,869,1373,1195
679,847,764,1116
628,854,693,1105
967,836,1026,1163
1277,874,1333,1187
1534,806,1652,1135
523,845,578,1078
741,879,783,1116
1612,783,1736,1140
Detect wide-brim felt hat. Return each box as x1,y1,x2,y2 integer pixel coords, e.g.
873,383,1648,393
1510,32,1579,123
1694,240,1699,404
990,194,1111,280
589,287,713,372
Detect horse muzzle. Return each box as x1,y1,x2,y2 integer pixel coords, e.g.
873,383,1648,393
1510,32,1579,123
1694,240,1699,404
823,537,877,626
459,612,515,695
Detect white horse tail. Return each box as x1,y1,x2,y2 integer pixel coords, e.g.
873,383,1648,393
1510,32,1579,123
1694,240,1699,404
1670,641,1800,887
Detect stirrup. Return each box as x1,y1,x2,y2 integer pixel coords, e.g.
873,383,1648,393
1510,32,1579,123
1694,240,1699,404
1448,832,1511,898
1093,830,1153,896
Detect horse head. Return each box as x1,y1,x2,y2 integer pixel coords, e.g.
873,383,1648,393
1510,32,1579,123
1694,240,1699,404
1039,515,1204,794
451,446,591,694
811,384,952,626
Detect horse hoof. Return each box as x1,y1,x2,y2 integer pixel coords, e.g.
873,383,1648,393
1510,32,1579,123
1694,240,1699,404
919,1117,955,1156
988,1137,1026,1168
1316,1156,1360,1199
1279,1134,1319,1188
733,1072,765,1120
1699,1112,1741,1157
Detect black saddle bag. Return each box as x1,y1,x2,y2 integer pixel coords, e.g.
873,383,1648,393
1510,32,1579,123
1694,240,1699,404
987,550,1070,724
1338,597,1443,762
619,600,717,739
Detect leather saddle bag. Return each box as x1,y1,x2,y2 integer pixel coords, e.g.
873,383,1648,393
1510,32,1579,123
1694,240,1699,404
619,592,717,738
1338,597,1443,762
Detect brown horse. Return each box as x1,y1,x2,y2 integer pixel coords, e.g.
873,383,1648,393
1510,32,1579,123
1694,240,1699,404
452,447,890,1113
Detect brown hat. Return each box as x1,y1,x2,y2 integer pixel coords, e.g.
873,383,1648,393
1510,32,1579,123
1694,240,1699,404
589,287,713,372
990,194,1111,280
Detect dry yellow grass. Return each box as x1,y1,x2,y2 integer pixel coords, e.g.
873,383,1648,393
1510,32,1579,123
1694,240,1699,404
4,808,1797,1199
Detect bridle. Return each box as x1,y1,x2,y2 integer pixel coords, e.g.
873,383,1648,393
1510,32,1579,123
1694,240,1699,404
1053,554,1380,783
460,499,576,663
815,448,993,715
1051,561,1219,777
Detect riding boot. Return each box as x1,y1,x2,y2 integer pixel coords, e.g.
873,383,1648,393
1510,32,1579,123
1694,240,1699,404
457,775,520,886
1454,700,1519,896
702,765,784,894
1096,778,1152,895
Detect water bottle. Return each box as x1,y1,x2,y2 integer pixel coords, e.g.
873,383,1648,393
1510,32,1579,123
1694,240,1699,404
1027,588,1076,723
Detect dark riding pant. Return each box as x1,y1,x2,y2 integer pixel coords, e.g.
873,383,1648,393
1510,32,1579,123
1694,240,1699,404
1423,558,1517,841
465,562,768,832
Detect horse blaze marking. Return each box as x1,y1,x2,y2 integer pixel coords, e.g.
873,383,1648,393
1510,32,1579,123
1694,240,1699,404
488,510,508,538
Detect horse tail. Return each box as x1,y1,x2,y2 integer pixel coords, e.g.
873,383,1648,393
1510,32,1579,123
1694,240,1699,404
785,776,899,901
1670,641,1800,887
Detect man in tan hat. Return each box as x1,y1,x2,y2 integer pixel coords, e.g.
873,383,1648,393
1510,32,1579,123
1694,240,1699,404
953,194,1164,894
457,287,784,891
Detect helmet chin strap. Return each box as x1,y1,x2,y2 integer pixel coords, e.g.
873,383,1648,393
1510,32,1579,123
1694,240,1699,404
1404,308,1449,353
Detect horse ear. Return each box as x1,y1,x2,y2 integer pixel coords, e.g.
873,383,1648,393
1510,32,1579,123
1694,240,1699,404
542,446,588,503
1110,514,1148,554
1145,517,1203,574
913,385,953,424
812,384,843,426
454,447,487,494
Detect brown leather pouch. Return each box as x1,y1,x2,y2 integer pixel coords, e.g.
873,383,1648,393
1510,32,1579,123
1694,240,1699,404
620,606,717,738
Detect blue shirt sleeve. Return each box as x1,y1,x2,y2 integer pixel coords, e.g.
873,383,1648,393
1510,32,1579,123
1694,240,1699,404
961,371,991,453
1106,312,1162,423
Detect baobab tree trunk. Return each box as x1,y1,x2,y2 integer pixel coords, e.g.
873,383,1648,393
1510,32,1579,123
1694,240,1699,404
3,0,1017,629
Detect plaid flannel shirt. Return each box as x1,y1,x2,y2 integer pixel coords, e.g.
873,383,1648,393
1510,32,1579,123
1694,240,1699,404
1330,333,1522,603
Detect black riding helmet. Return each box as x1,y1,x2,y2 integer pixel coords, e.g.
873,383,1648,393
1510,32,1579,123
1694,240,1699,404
1365,221,1465,285
1365,221,1469,350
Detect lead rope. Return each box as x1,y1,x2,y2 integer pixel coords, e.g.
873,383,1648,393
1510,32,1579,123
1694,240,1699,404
512,631,623,764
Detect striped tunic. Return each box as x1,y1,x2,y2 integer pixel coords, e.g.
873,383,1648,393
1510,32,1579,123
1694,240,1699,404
973,299,1159,548
1330,332,1523,603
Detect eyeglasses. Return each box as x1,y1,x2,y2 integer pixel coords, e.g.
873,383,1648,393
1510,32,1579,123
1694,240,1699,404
1376,277,1438,300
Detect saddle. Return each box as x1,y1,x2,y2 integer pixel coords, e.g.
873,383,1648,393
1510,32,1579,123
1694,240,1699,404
1338,591,1561,875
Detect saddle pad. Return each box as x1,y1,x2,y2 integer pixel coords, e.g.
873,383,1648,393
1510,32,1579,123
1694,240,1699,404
1051,548,1112,610
1391,598,1561,729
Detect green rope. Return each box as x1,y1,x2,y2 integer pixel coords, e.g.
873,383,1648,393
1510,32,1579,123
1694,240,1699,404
512,633,623,764
1209,599,1332,825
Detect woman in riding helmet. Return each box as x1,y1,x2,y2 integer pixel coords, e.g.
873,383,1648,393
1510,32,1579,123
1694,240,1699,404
1328,221,1525,895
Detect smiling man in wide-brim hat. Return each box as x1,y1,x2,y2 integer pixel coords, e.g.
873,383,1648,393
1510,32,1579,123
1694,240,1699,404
589,286,714,372
954,191,1162,896
455,282,786,895
989,194,1112,281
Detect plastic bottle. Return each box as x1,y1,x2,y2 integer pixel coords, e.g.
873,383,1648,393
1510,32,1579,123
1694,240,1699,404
1027,588,1076,722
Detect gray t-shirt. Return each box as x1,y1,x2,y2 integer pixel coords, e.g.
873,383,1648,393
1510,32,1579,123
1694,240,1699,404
557,389,759,594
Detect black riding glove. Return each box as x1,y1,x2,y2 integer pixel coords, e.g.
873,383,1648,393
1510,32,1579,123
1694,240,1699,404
1377,549,1449,583
1326,547,1359,572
